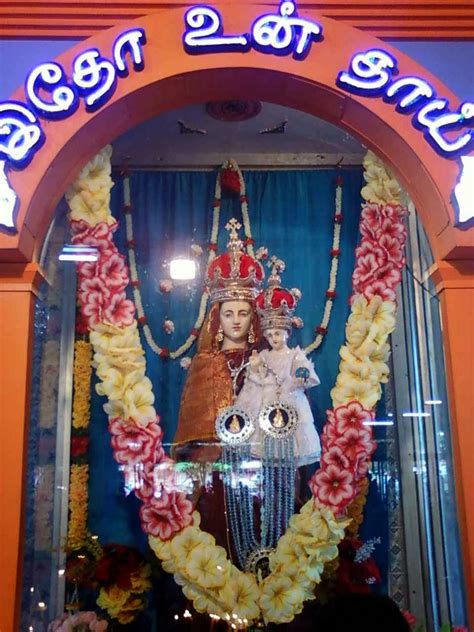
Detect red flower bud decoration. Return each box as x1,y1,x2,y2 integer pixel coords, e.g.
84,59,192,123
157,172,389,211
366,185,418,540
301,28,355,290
330,248,341,257
123,204,133,214
138,316,147,325
212,199,220,208
159,347,170,359
207,243,218,251
326,290,336,299
191,328,200,337
316,325,327,335
334,214,343,224
131,280,140,289
244,238,255,246
125,240,136,249
335,175,344,186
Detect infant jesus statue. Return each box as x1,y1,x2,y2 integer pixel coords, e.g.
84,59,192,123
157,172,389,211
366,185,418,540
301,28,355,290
235,259,321,466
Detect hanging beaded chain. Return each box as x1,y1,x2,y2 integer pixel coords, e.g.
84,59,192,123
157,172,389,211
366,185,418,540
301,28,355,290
122,159,256,359
123,167,343,359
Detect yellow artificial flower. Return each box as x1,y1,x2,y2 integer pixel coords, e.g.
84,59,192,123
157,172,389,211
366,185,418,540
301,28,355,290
130,565,152,593
270,533,303,571
259,575,303,624
218,569,260,622
148,535,171,560
95,366,145,401
96,585,130,618
185,543,231,589
181,580,226,617
104,377,156,425
67,464,89,549
116,595,144,624
361,150,401,205
331,372,381,410
170,526,215,570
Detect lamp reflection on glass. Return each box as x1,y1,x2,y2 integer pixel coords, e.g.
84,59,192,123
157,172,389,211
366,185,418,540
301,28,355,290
169,258,196,280
402,411,431,418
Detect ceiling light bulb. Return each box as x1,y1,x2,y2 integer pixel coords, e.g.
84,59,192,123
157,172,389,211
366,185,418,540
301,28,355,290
169,258,196,280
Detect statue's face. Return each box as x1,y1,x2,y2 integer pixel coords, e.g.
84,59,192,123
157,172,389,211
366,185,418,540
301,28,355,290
264,327,289,351
219,300,253,346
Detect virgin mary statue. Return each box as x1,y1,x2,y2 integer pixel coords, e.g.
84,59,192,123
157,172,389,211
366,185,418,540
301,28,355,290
173,219,264,462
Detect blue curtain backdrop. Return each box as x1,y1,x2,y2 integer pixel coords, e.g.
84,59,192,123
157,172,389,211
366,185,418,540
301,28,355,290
88,167,367,547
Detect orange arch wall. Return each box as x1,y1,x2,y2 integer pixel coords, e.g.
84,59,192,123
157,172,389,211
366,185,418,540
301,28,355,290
0,6,473,630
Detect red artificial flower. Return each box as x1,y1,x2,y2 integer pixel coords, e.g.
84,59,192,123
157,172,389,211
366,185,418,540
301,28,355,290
140,489,193,540
321,445,351,471
75,311,89,335
71,221,117,258
330,248,341,257
326,290,336,299
159,347,170,359
334,213,343,223
95,544,143,590
316,325,327,335
334,427,374,464
361,281,397,303
71,435,90,458
103,292,135,327
333,401,374,435
138,315,147,325
190,328,200,337
311,463,356,510
99,252,129,291
109,417,164,467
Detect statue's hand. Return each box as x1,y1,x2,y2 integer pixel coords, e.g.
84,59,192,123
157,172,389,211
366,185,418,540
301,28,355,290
249,349,262,372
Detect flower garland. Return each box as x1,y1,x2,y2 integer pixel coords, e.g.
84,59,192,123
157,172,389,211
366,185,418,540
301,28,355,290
123,163,343,359
309,150,408,516
123,159,255,359
67,146,407,626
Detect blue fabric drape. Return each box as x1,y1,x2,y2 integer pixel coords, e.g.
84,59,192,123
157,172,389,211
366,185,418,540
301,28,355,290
89,168,364,547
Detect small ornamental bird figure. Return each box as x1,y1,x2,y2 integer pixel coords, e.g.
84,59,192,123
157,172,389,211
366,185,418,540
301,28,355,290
259,118,288,134
178,120,207,135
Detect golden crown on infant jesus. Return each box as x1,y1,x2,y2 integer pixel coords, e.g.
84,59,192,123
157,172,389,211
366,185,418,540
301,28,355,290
206,218,265,304
256,257,300,331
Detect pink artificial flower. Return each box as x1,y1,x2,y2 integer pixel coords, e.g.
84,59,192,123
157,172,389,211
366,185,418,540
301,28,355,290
379,234,404,265
99,252,129,290
321,420,338,450
109,417,164,466
133,462,156,501
71,221,117,258
103,292,135,327
79,277,111,328
352,252,385,290
139,489,193,540
360,203,383,229
333,401,374,435
374,263,402,288
381,216,407,242
355,239,385,262
382,203,407,220
312,463,356,510
321,445,351,471
77,259,99,281
362,281,397,303
334,427,374,464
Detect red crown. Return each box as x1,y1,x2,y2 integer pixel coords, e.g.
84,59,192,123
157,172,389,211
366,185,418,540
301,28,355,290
256,258,299,330
206,218,264,303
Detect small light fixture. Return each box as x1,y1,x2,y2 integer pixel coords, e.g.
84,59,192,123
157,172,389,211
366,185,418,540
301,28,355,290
402,412,431,418
169,258,196,280
59,244,98,262
363,420,394,426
